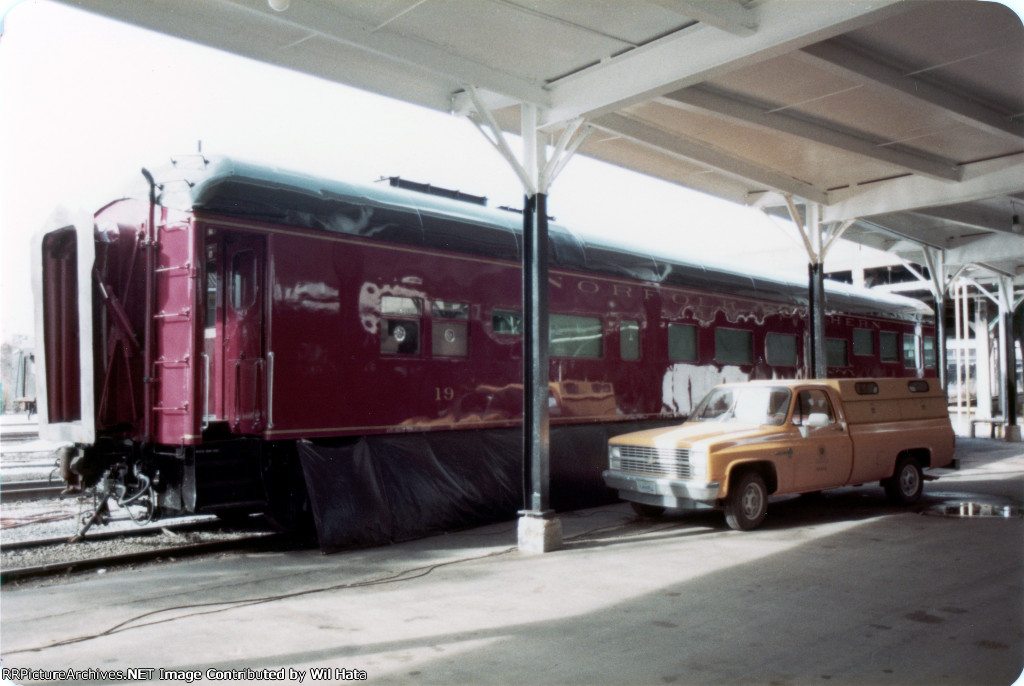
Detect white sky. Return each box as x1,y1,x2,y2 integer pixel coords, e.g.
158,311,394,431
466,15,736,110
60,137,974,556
1,0,979,342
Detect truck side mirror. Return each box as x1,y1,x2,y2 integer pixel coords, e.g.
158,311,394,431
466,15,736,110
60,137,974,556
798,412,830,437
806,412,831,428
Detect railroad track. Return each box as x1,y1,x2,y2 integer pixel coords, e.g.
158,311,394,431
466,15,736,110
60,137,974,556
1,520,287,583
1,479,65,502
0,430,40,442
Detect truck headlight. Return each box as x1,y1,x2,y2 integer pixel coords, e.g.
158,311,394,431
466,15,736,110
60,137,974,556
689,449,708,480
609,445,622,469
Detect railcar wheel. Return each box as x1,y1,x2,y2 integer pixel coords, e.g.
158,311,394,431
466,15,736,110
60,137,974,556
884,456,923,505
261,442,316,542
724,471,768,531
630,501,666,518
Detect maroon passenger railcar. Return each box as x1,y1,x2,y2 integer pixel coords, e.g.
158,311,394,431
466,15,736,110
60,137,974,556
34,156,935,549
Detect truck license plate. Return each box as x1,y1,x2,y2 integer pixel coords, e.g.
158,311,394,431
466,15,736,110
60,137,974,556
637,480,657,494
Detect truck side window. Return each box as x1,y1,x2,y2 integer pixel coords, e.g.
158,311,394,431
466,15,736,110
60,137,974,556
793,389,836,426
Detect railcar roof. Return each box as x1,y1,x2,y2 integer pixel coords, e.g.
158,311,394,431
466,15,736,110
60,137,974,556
146,155,930,323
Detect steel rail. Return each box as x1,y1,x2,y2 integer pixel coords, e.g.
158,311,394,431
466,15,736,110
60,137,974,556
0,430,41,441
0,480,64,502
1,532,283,584
0,516,234,551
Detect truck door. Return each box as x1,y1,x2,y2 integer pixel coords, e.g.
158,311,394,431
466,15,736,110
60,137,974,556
223,233,266,434
791,389,853,491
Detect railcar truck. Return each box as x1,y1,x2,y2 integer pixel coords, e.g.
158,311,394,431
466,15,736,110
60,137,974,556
603,378,955,530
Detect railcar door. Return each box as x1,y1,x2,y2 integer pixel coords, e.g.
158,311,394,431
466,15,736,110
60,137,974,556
222,233,267,434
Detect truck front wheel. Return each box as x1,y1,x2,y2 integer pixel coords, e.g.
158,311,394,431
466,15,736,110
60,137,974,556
884,456,923,505
724,471,768,531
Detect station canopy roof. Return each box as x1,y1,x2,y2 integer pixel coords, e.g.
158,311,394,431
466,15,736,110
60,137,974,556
56,0,1024,292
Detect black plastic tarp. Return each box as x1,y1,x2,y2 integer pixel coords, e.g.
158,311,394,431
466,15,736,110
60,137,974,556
297,420,675,553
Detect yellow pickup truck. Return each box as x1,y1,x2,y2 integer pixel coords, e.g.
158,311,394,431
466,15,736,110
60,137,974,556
603,378,955,530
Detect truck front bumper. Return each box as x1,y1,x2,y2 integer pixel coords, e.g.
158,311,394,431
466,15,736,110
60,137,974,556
602,470,721,510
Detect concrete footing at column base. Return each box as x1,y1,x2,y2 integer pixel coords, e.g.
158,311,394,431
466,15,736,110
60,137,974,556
517,512,562,553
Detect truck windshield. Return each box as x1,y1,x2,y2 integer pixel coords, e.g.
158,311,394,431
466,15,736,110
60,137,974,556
690,387,792,426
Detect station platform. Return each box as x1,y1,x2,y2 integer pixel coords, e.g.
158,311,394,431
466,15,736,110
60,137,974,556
2,437,1022,686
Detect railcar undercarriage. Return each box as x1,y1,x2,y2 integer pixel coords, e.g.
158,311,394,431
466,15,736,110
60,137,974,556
60,436,307,542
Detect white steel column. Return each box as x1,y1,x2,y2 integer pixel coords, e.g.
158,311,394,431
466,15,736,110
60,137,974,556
960,279,1003,427
975,297,992,421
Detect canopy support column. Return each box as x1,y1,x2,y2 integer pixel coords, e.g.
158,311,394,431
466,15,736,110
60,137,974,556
960,272,1019,440
783,197,852,378
975,297,992,420
464,88,592,552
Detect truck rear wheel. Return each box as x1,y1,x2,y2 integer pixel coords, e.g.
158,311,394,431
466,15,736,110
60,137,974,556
725,471,767,531
884,456,923,505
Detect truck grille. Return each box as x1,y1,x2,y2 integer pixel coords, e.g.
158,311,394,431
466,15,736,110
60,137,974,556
617,445,691,479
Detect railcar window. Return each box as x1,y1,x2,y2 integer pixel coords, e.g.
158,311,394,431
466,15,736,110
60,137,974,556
381,320,420,355
550,314,603,358
432,321,468,357
826,338,849,367
204,243,219,423
765,333,797,366
715,328,753,365
432,301,468,319
923,336,936,369
381,296,420,316
205,244,218,327
880,331,899,362
620,320,640,361
493,309,522,335
853,328,874,356
903,333,919,369
230,250,256,311
668,323,698,362
381,297,422,354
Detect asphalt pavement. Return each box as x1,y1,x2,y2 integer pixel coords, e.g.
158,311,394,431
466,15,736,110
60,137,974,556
2,437,1022,686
